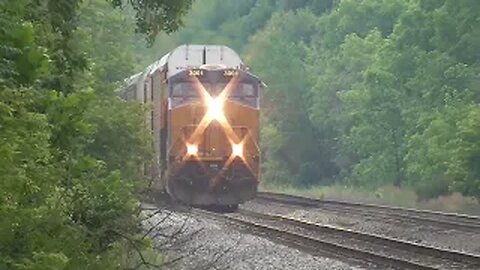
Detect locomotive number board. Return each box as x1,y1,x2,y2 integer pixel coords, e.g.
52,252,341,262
188,69,239,77
188,69,204,77
223,69,239,77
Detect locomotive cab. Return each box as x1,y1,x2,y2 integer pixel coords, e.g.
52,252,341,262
166,66,261,207
117,44,262,209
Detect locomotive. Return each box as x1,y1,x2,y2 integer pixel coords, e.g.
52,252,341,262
118,45,262,208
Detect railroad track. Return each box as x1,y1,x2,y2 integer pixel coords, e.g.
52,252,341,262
256,192,480,232
195,208,480,270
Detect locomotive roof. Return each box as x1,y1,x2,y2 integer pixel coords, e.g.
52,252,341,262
117,44,250,93
162,44,244,78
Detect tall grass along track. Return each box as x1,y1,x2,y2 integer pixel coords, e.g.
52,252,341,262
256,192,480,233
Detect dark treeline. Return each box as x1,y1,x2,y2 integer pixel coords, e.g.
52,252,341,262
144,0,480,200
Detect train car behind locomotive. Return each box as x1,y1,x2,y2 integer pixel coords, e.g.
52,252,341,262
118,45,262,208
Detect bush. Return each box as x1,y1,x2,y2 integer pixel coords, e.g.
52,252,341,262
413,176,451,201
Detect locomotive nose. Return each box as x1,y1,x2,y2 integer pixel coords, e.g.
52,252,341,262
167,158,257,206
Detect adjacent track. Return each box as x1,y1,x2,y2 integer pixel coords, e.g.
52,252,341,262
195,208,480,270
256,192,480,232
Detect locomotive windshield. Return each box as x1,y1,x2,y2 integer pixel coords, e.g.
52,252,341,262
170,82,257,97
169,69,259,108
171,82,199,97
170,80,258,108
215,82,256,97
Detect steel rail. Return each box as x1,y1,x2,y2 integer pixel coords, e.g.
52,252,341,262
237,209,480,270
256,192,480,232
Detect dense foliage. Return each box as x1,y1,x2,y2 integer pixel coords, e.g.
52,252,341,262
2,1,479,267
0,0,190,269
145,0,480,200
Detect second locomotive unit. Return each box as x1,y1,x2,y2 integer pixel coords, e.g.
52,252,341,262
118,45,262,208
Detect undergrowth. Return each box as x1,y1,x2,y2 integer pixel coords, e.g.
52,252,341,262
260,184,480,216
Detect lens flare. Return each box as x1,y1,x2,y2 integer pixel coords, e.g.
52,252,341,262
186,144,198,156
207,97,224,121
232,143,243,157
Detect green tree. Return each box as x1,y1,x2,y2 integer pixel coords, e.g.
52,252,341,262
247,10,323,186
0,0,190,268
450,106,480,200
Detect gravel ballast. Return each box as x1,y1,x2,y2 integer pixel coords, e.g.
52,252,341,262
141,202,368,270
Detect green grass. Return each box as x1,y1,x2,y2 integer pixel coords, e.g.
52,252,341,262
260,183,480,216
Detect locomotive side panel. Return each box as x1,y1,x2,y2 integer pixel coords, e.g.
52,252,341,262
159,71,169,188
150,70,169,190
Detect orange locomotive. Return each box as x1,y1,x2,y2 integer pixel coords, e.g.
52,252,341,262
118,45,262,208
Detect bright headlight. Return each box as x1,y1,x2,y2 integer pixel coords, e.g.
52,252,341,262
186,144,198,156
232,143,243,157
207,97,224,120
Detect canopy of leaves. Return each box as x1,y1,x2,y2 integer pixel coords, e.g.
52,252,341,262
108,0,193,44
